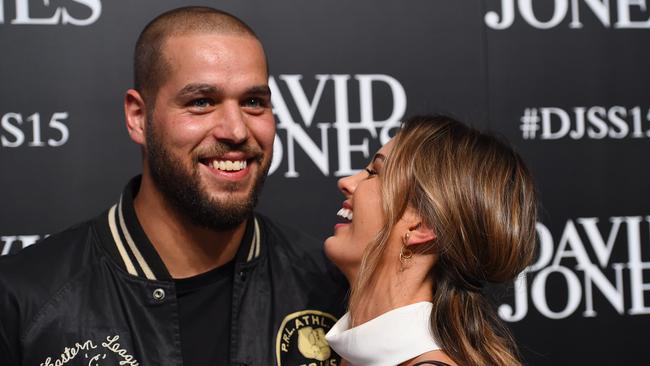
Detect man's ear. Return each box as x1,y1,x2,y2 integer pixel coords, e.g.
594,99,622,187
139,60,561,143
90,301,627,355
401,207,436,246
124,89,147,146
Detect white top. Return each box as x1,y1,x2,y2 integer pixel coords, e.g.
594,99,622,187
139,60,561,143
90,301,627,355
325,302,441,366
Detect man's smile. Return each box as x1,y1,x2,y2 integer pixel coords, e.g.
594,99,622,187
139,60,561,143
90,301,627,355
201,158,248,172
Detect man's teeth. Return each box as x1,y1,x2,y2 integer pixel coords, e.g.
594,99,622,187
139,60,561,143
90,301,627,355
211,160,247,171
337,208,353,221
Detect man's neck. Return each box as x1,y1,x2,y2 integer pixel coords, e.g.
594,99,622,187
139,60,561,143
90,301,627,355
133,175,246,279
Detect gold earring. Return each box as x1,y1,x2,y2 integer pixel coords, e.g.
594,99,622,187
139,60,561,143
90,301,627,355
400,232,413,268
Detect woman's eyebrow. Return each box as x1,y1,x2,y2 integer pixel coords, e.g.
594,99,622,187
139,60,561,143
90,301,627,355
372,153,386,163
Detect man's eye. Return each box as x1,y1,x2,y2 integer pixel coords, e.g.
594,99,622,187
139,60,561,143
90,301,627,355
190,98,212,108
243,97,266,108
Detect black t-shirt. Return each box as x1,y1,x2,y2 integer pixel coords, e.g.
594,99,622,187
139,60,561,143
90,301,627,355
175,260,235,366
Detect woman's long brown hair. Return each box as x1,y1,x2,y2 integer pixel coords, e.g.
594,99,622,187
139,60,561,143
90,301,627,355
349,115,537,366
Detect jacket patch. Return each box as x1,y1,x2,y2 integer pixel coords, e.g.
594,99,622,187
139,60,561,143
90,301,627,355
276,310,339,366
39,335,139,366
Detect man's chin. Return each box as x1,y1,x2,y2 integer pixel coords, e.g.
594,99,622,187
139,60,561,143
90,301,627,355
205,186,254,204
189,162,266,230
184,194,255,231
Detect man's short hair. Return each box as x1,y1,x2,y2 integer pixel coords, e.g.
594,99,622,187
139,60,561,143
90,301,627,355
134,6,260,104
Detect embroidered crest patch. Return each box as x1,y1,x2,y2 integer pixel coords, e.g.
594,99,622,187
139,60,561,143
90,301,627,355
276,310,339,366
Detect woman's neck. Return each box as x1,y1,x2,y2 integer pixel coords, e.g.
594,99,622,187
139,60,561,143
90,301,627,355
350,256,435,326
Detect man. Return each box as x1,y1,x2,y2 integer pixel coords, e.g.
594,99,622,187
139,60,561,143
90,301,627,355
0,7,347,366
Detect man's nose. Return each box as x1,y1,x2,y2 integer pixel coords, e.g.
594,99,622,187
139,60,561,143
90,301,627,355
211,101,249,144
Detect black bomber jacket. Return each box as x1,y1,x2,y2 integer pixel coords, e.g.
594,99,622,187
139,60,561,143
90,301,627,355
0,178,348,365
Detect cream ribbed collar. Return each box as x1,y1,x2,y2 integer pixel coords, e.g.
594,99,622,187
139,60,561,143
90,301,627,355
325,302,440,366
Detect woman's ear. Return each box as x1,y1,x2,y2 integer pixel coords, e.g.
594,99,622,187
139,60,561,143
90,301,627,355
401,208,436,246
407,223,436,246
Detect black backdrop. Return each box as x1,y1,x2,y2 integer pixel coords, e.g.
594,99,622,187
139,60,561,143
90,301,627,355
1,1,649,364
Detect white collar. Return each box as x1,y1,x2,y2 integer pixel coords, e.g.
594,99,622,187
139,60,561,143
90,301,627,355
325,302,440,366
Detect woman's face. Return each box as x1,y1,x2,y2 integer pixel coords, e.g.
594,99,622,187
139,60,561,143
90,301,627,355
324,139,395,280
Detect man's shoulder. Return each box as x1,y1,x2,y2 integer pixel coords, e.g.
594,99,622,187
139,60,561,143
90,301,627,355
0,217,105,354
0,218,100,293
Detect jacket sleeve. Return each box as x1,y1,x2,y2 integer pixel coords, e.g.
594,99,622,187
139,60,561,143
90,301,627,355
0,264,21,365
0,325,19,365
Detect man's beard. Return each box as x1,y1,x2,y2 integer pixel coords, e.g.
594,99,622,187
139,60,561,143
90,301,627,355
145,117,269,231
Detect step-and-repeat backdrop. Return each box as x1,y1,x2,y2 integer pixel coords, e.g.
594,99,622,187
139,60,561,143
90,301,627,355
1,1,649,364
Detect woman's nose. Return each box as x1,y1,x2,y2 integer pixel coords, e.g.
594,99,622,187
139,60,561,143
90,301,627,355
337,171,365,198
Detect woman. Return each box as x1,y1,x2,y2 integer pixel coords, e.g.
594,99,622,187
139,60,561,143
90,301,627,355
324,115,537,366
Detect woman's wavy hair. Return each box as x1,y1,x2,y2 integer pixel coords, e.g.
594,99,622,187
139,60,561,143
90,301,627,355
349,115,537,366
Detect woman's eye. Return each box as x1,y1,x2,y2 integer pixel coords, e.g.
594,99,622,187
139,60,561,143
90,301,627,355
365,168,378,177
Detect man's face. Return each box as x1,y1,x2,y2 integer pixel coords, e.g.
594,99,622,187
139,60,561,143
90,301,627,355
144,33,274,230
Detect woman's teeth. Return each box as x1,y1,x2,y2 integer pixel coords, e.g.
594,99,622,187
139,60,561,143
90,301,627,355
337,208,353,221
211,160,247,171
